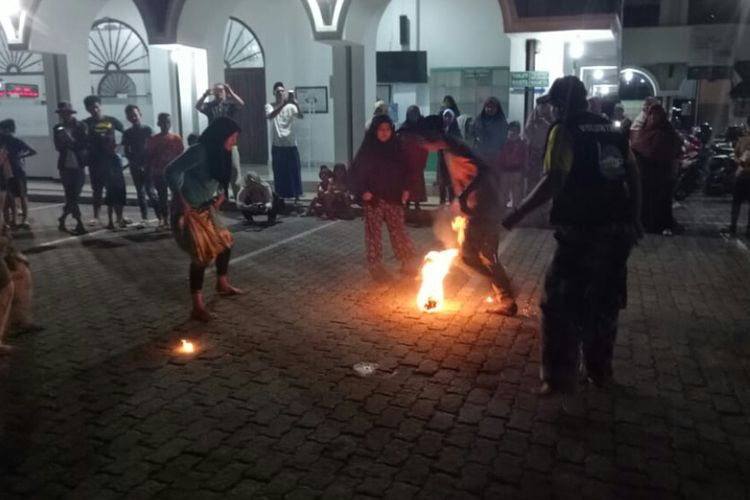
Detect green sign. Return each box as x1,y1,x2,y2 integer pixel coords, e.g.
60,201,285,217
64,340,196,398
528,71,549,87
510,71,549,89
510,71,529,88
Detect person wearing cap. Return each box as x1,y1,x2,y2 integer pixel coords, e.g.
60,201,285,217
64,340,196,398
416,114,518,317
52,102,88,235
502,76,644,395
0,119,36,230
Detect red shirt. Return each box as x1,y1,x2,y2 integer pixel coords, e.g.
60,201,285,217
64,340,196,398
495,138,528,173
146,133,184,177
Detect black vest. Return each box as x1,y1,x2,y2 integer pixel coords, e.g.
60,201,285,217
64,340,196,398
549,112,631,227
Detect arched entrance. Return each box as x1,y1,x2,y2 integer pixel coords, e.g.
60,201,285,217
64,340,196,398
88,18,152,122
223,17,268,165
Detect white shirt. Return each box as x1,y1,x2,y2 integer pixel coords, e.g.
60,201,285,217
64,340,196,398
265,102,299,147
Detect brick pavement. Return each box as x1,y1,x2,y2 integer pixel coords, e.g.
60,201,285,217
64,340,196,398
0,198,750,499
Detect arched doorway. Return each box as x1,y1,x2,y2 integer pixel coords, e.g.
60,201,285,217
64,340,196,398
223,17,268,165
88,18,152,122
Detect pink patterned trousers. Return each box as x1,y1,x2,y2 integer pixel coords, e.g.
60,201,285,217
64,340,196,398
364,201,416,265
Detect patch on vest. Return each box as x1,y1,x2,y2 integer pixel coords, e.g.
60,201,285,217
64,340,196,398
598,143,625,180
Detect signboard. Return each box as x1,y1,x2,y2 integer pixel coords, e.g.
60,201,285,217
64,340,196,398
510,71,549,90
528,71,549,87
0,83,40,98
687,66,733,81
511,71,529,89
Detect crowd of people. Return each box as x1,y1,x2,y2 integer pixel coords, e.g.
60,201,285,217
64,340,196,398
2,68,750,403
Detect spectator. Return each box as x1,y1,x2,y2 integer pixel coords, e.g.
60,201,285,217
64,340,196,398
326,163,354,220
524,98,553,193
265,82,304,203
166,117,243,322
496,121,527,210
502,76,643,397
0,232,11,354
727,117,750,236
82,95,125,227
122,104,157,227
441,95,471,139
437,109,460,205
366,100,388,130
397,106,428,212
195,83,245,198
52,101,88,235
4,234,39,334
631,104,683,235
473,96,509,167
145,113,184,229
0,145,8,230
238,172,279,225
307,165,333,217
349,115,417,281
417,114,518,316
0,119,36,229
613,104,632,136
629,96,657,142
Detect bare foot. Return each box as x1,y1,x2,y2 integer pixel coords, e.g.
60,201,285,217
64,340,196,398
190,308,216,322
217,285,245,296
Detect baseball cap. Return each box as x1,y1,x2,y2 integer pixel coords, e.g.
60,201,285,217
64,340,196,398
538,76,588,111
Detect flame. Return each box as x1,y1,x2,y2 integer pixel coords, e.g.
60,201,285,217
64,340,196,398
179,339,195,354
451,216,467,247
416,216,468,313
417,249,459,312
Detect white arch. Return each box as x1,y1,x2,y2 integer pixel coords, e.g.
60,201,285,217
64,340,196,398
620,67,659,95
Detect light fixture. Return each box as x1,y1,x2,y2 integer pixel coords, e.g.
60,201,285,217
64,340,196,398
0,0,21,16
0,0,27,46
304,0,346,33
593,69,604,80
600,86,610,96
640,78,646,83
624,70,634,83
569,39,585,59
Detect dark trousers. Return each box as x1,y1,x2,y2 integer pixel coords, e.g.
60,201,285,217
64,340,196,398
730,175,750,232
461,218,514,302
153,175,169,220
60,168,85,220
189,249,231,292
130,165,158,220
89,164,106,213
540,226,633,390
271,146,303,199
437,153,455,205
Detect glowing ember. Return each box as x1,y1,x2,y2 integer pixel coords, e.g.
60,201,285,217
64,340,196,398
179,339,195,354
451,216,467,247
417,249,459,312
486,296,494,303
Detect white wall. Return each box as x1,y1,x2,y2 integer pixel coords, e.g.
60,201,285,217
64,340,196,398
377,0,511,69
375,0,511,125
623,24,750,66
178,0,336,168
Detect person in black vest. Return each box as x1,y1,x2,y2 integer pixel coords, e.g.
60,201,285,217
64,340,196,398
502,76,644,395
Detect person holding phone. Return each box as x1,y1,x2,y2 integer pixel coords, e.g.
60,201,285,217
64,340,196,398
196,83,245,199
265,81,304,203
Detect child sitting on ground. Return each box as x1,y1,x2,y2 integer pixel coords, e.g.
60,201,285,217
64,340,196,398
495,121,527,210
307,165,332,217
325,163,354,220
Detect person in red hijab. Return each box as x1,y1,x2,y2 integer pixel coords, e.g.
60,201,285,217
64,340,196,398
631,104,682,235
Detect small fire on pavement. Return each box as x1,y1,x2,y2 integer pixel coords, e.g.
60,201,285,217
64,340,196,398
416,216,467,313
178,339,195,354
